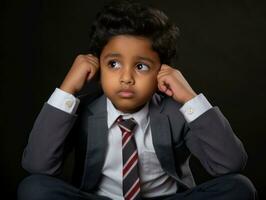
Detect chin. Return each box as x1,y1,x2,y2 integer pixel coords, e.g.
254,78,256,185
116,106,138,113
115,102,145,113
108,94,151,113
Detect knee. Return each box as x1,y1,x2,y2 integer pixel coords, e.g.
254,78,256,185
226,174,257,199
17,174,53,200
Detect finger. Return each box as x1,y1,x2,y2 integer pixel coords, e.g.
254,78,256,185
158,83,167,92
158,82,173,96
87,68,95,81
158,80,169,91
89,59,100,70
82,57,99,72
86,53,97,58
87,61,99,80
86,55,99,64
160,64,170,69
157,69,172,79
164,88,173,96
87,55,99,63
85,54,99,63
88,60,98,69
157,72,170,80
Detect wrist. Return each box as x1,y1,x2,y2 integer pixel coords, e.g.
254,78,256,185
59,83,76,95
181,93,197,104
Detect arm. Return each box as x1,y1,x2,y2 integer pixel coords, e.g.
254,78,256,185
22,101,78,175
157,65,247,176
183,102,247,176
22,54,99,175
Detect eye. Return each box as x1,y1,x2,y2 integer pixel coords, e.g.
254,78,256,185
108,60,121,69
136,63,149,71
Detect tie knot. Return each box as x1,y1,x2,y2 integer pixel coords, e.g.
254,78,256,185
117,116,137,132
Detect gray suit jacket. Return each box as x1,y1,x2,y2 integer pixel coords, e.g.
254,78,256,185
22,93,248,192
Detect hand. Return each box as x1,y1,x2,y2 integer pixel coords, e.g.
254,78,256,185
60,54,99,95
157,64,197,104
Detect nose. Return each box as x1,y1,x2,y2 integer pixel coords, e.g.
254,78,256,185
120,67,135,85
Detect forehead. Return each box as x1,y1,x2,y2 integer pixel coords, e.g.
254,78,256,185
100,35,160,62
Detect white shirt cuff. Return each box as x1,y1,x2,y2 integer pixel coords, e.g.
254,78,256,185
179,93,212,123
47,88,80,114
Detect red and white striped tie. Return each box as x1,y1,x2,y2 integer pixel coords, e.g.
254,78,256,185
117,116,141,200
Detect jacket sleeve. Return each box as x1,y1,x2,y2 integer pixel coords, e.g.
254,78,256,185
21,103,78,176
184,106,248,176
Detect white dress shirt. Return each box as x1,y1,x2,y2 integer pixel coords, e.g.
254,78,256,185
47,88,212,199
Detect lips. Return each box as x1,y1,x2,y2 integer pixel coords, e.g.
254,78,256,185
117,89,135,98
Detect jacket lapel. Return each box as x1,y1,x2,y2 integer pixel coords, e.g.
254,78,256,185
149,94,189,189
80,95,108,191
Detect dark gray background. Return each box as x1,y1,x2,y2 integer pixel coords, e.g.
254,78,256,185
1,0,266,199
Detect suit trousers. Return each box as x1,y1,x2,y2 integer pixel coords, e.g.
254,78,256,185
17,173,257,200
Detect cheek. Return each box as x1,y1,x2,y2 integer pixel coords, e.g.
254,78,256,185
138,74,158,94
100,69,117,93
100,68,110,84
148,72,159,85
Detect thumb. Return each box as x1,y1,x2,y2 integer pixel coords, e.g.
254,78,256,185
158,80,173,96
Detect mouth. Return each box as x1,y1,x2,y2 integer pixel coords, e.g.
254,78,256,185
117,89,135,98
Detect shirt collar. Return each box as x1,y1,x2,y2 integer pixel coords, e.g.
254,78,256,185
107,98,149,133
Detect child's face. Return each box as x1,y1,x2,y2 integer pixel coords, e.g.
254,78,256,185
100,35,161,113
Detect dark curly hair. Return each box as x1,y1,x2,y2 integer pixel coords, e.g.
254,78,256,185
88,0,180,65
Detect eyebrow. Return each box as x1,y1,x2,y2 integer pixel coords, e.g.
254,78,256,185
102,53,156,64
102,53,122,60
135,56,155,65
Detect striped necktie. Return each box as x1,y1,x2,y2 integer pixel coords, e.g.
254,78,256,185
117,116,141,200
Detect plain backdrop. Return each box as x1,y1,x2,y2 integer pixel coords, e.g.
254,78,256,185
1,0,266,199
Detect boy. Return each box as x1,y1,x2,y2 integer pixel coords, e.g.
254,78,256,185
18,0,257,199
